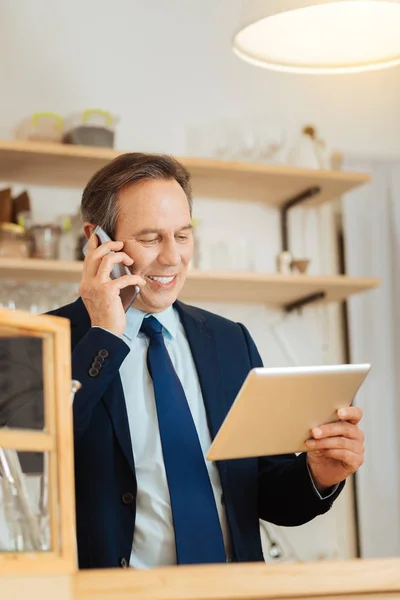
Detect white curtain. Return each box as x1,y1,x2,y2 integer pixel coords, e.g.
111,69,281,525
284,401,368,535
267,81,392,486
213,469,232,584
342,157,400,558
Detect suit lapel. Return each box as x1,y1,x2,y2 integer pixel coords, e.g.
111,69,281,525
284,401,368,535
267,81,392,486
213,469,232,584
174,301,227,441
69,299,135,475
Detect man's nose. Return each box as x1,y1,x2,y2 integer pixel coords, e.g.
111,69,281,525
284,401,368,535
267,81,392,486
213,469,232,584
158,240,181,266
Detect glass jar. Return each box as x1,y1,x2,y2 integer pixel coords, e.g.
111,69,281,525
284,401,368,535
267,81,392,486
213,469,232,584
30,225,61,259
0,223,30,258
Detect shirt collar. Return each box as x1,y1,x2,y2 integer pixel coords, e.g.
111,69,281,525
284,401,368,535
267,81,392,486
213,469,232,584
123,304,178,342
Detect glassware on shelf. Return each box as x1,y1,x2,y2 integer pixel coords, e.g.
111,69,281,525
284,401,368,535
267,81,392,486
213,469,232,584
184,119,286,164
0,280,79,313
0,223,31,258
255,120,286,164
58,215,79,261
28,283,54,314
29,225,61,259
0,281,20,310
15,112,63,143
193,225,255,272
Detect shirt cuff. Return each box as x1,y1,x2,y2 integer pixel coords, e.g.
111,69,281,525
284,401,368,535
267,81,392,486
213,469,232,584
91,325,123,339
306,459,339,500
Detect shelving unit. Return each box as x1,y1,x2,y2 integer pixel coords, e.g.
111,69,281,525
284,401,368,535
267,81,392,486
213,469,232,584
0,258,379,312
0,139,369,204
0,139,378,310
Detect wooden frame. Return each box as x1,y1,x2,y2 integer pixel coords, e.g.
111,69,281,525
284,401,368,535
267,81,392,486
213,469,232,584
0,308,75,575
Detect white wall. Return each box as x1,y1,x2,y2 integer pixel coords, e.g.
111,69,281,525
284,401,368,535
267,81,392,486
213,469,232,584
2,0,394,562
342,158,400,559
2,0,400,158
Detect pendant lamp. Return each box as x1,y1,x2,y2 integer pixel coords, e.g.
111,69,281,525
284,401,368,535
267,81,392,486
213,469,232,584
232,0,400,74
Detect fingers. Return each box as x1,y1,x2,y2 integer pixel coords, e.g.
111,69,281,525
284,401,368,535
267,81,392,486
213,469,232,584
306,436,364,454
337,406,363,425
309,448,364,471
83,237,124,278
112,273,147,291
311,420,364,442
97,252,134,283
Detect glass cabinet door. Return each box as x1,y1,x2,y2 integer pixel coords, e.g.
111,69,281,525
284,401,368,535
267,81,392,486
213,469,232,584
0,308,76,574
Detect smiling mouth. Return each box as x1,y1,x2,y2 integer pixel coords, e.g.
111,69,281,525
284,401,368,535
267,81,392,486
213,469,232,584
147,275,177,286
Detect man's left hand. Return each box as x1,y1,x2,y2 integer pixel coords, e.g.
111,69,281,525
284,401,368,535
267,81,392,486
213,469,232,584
305,406,365,493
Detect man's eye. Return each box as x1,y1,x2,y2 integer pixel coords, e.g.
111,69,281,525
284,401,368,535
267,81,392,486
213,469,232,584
176,235,189,241
140,238,158,244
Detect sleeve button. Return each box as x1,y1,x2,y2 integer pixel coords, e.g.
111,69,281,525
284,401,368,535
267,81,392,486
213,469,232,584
98,349,109,359
89,367,99,377
120,557,128,568
122,492,134,505
92,361,102,370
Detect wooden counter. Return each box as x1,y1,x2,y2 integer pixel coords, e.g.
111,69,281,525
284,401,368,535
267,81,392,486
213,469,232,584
2,558,400,600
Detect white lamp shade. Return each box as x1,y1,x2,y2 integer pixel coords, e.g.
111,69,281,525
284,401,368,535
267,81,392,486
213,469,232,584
232,0,400,73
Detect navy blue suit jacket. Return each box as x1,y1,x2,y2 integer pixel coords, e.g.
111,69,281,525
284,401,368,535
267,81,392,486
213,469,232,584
50,298,343,569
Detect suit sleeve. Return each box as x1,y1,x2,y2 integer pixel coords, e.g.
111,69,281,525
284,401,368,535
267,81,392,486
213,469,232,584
71,327,130,441
238,323,344,527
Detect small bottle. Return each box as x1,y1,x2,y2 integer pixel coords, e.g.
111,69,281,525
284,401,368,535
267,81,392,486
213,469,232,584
276,251,293,274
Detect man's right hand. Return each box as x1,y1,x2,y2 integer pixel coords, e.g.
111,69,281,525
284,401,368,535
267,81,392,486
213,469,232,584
79,234,146,337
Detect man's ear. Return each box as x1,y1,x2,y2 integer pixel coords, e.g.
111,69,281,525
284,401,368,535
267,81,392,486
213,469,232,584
83,222,96,239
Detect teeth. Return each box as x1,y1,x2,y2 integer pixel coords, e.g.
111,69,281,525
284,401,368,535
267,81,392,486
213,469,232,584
149,276,175,284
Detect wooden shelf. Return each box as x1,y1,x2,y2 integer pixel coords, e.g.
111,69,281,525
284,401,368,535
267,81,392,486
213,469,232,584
0,140,377,309
0,258,379,308
0,139,370,205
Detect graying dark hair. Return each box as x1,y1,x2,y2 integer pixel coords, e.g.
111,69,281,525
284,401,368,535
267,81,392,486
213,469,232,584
81,152,192,238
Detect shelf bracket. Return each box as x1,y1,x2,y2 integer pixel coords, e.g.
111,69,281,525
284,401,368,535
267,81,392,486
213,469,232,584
283,291,326,313
280,186,321,252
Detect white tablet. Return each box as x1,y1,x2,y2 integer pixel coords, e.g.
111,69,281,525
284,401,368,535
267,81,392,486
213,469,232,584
206,364,371,461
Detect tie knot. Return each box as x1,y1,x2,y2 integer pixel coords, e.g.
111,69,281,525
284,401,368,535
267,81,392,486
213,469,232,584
140,316,163,340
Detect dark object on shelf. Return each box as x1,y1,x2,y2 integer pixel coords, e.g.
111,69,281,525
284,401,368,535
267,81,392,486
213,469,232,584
0,188,12,223
12,190,31,224
62,109,118,148
291,258,310,274
63,126,114,148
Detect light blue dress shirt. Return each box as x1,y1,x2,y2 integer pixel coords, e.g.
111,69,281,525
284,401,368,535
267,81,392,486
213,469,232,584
119,305,231,568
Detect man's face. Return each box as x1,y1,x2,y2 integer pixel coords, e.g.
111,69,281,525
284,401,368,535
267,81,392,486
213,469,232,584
114,178,193,313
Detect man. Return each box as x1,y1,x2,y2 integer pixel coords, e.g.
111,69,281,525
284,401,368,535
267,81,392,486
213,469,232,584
50,153,365,569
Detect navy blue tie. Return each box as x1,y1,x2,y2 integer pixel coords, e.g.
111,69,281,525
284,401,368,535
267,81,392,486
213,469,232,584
140,316,226,565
